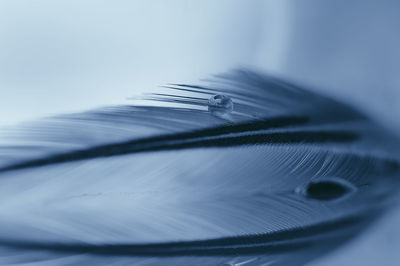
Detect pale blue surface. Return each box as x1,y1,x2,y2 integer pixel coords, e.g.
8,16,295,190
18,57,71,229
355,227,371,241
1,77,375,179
1,1,400,265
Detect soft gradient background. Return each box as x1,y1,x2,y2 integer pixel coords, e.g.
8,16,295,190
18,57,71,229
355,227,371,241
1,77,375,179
1,1,399,265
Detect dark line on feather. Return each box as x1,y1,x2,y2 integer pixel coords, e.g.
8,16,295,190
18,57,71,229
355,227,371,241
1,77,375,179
168,84,214,93
0,213,373,256
0,116,358,173
162,85,215,95
151,93,207,101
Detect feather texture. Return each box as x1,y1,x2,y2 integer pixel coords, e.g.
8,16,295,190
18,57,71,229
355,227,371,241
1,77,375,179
0,70,399,266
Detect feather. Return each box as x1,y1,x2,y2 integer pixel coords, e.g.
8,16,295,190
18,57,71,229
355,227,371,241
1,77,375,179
0,70,399,266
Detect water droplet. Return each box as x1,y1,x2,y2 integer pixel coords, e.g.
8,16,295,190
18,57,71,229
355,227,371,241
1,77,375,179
208,94,234,113
296,177,356,201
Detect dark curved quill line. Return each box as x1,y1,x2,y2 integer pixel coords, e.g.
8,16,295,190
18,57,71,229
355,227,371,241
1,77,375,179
0,213,374,256
0,116,358,173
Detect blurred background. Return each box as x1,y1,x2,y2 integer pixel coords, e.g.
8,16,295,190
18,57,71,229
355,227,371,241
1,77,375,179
0,1,399,265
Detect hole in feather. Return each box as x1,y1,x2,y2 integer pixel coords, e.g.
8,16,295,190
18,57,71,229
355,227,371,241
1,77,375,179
298,178,356,201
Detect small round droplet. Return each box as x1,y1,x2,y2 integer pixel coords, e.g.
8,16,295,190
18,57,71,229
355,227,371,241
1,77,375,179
208,94,233,114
